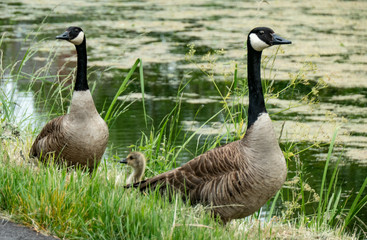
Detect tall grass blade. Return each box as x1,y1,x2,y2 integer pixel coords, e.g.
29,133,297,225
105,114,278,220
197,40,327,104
267,190,280,221
103,58,145,126
343,176,367,229
139,59,147,127
316,127,339,229
233,63,238,90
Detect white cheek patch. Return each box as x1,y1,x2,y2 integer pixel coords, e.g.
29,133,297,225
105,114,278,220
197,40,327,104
249,33,270,51
70,31,84,45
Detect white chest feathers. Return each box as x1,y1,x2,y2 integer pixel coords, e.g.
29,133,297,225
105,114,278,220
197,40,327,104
66,90,108,143
243,113,286,175
69,90,99,118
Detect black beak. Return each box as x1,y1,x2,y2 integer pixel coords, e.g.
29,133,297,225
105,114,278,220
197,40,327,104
56,31,70,40
271,34,292,45
119,158,128,164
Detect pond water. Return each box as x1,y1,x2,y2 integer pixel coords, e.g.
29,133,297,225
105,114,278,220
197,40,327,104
1,0,366,227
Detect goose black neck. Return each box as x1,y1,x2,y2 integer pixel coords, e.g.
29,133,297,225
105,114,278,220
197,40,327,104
74,39,89,91
247,41,266,129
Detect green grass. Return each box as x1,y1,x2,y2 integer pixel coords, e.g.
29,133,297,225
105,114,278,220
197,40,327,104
0,127,362,239
1,36,366,239
0,159,236,239
279,128,367,237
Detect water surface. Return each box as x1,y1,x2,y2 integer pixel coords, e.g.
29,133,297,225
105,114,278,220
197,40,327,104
1,0,366,226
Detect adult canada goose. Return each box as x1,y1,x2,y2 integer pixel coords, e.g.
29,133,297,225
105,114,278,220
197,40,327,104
29,26,109,173
127,27,291,223
119,152,146,184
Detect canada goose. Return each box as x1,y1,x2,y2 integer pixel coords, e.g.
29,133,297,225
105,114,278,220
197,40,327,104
127,27,291,223
119,152,146,184
29,26,109,173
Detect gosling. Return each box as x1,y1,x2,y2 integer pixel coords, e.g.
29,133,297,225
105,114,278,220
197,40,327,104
119,152,146,184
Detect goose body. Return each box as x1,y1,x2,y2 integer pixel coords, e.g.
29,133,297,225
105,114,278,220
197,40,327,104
128,27,291,223
119,152,146,184
30,27,109,172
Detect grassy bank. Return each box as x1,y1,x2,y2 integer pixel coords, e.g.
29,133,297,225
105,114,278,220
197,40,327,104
0,126,363,239
1,37,366,239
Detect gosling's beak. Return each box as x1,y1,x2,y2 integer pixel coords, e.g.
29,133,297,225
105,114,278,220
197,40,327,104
119,158,128,164
271,34,292,45
56,31,70,40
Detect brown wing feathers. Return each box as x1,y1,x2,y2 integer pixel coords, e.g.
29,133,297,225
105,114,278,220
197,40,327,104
128,142,243,198
29,116,66,160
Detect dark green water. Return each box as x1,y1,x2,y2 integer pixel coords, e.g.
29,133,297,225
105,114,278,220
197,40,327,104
1,0,366,231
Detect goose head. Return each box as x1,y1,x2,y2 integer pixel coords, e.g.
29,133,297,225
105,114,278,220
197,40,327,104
248,27,291,52
119,152,146,184
120,152,146,169
56,26,85,46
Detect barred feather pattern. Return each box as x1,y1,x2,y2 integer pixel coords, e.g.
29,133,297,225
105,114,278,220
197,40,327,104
129,113,286,223
30,116,67,162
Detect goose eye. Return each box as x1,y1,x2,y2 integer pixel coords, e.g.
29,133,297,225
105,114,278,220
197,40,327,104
259,31,264,35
